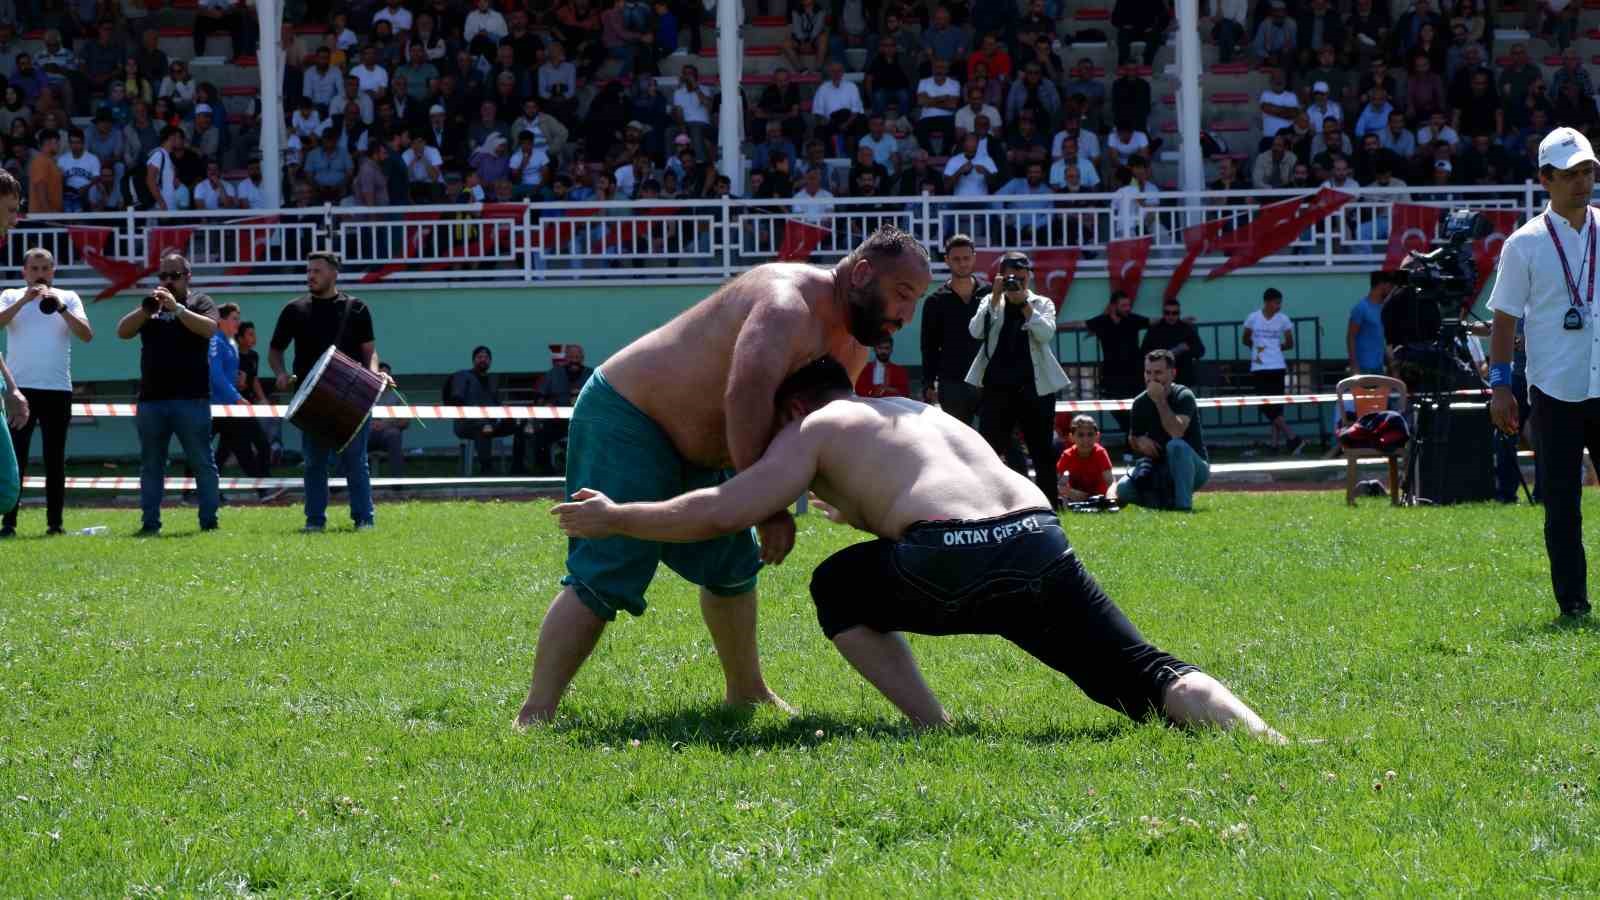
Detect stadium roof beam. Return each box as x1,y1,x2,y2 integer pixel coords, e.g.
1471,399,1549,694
717,0,744,196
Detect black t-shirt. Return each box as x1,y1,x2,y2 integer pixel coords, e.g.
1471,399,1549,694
269,292,377,382
137,291,220,401
239,347,261,398
1130,383,1206,461
984,302,1033,388
1086,312,1150,382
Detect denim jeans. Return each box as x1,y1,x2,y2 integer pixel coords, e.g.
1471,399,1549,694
137,398,219,530
303,419,373,528
1115,439,1210,511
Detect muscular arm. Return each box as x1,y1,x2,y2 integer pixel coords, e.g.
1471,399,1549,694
725,295,813,471
559,419,822,541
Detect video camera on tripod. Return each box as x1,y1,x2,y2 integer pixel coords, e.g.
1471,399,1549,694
1381,209,1493,393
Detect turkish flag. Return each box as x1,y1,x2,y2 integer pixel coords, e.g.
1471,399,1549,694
1382,203,1442,271
69,224,193,300
975,247,1081,305
778,219,830,262
1471,209,1523,296
1163,216,1236,302
1207,189,1354,281
1106,235,1153,301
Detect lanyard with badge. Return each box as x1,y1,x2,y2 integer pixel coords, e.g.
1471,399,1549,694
1546,209,1596,330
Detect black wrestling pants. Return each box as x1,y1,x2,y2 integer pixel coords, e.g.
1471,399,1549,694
809,510,1196,721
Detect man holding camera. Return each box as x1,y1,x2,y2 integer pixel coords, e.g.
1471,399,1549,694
115,251,221,534
1488,127,1600,620
0,248,94,537
965,251,1071,508
268,251,390,533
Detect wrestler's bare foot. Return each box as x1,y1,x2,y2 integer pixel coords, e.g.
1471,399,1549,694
724,690,797,715
1163,671,1286,744
512,703,554,731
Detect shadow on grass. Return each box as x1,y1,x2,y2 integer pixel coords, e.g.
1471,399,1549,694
1500,615,1600,641
554,704,1134,751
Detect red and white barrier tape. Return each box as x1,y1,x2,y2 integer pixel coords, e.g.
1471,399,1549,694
65,390,1490,419
24,475,565,490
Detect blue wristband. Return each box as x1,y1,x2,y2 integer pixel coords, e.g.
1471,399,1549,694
1488,362,1514,388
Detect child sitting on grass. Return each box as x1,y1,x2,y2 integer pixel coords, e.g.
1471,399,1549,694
1056,414,1113,502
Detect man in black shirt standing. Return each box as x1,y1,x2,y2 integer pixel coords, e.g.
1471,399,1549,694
114,251,222,535
1066,290,1149,436
1109,349,1210,511
918,233,990,427
1139,298,1206,388
268,251,391,532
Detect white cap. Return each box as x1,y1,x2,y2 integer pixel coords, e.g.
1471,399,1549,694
429,103,446,115
1434,159,1452,173
194,103,213,116
1539,127,1598,171
1312,81,1329,94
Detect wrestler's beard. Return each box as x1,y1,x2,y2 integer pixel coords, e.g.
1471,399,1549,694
846,278,893,347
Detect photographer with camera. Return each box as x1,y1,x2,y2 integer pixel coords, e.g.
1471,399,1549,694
0,248,94,537
965,251,1072,509
115,252,221,535
1487,127,1600,620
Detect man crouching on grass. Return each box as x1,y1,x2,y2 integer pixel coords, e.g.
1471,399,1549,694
553,356,1282,739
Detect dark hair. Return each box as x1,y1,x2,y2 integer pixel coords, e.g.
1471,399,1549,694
36,128,58,145
159,124,184,143
1110,289,1129,303
472,344,491,359
844,224,930,272
66,127,84,142
944,233,974,252
308,250,342,270
239,320,255,336
218,302,240,319
1263,287,1283,302
774,356,853,412
1369,270,1390,287
1539,164,1556,180
1163,299,1181,310
1145,348,1176,368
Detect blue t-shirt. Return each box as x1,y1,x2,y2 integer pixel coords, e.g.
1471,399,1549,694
1350,298,1386,372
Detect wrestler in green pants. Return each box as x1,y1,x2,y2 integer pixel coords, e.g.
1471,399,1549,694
0,353,23,514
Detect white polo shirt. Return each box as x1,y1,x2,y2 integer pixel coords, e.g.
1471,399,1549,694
1488,205,1600,403
811,79,863,119
0,286,84,390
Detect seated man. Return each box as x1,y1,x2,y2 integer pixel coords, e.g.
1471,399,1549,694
444,345,530,474
368,361,409,479
1108,349,1210,511
554,356,1279,738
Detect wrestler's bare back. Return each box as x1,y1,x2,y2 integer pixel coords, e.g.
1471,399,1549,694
803,397,1046,540
602,264,871,468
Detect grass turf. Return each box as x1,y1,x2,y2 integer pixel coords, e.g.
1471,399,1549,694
1,493,1597,896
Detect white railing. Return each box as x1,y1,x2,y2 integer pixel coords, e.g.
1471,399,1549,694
10,183,1557,293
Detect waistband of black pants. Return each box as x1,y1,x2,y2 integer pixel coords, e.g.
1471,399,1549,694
900,508,1061,549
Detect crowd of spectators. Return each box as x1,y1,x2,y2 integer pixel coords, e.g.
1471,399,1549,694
0,0,1591,230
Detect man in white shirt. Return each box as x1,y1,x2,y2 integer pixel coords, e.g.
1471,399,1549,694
1305,81,1342,133
372,0,414,36
234,155,266,208
1051,116,1101,165
146,125,184,212
509,132,549,198
1111,155,1159,239
672,66,715,161
1488,127,1600,619
1258,68,1299,142
1241,287,1302,454
56,128,101,213
857,115,898,173
790,167,834,225
941,134,996,196
953,83,1002,138
0,248,95,537
1104,124,1151,170
193,159,239,209
403,133,444,199
463,0,509,47
351,45,390,96
811,60,865,154
1048,135,1101,188
914,58,962,152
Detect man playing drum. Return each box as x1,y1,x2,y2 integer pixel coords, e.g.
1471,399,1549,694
514,225,932,727
553,357,1282,739
268,251,393,532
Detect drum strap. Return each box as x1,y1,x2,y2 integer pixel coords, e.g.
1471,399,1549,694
332,291,355,353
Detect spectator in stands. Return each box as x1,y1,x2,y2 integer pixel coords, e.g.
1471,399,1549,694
1258,68,1299,148
1455,69,1502,138
465,0,510,52
1499,43,1540,108
0,23,20,75
86,167,121,211
1005,62,1060,130
337,99,373,155
1395,0,1441,56
1550,49,1592,99
891,147,932,196
1534,0,1578,51
781,0,827,73
1053,113,1102,167
403,131,444,201
1311,114,1352,161
446,345,530,475
996,160,1052,242
943,132,997,198
11,53,46,107
397,47,438,104
1111,64,1152,133
56,128,98,213
469,99,510,154
955,83,1002,140
188,104,223,162
1202,0,1249,64
814,61,866,156
1296,0,1343,68
1354,85,1394,139
672,65,714,161
1242,287,1302,454
0,88,28,137
1251,1,1296,71
858,115,897,174
1357,161,1408,242
915,57,961,153
158,60,196,116
1305,81,1342,133
846,141,889,192
352,45,390,99
1252,132,1296,189
1406,53,1447,121
1358,57,1396,106
1416,108,1458,149
791,166,834,225
1112,0,1170,67
28,129,63,213
83,21,125,100
1553,79,1599,131
1063,60,1107,131
509,130,550,198
855,336,910,398
1105,121,1152,172
1141,299,1206,388
1111,157,1159,239
291,95,328,142
1209,154,1251,194
1303,46,1349,110
1322,155,1359,194
353,142,388,206
1412,21,1446,75
1004,110,1051,175
1288,161,1315,189
36,30,79,116
864,35,913,119
305,129,354,202
922,5,970,72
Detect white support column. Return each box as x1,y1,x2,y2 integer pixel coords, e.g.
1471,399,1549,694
257,0,283,209
1176,0,1204,201
716,0,744,195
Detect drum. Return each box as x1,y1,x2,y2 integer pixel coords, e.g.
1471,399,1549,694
285,346,385,452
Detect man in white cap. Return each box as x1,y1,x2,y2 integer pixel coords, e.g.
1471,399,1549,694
1306,81,1342,132
1488,126,1600,620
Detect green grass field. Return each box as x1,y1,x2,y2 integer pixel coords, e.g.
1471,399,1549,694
2,493,1598,896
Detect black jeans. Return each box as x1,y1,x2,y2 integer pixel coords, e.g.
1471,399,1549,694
1117,24,1166,66
454,420,530,473
214,418,270,479
979,384,1060,507
937,378,981,428
809,510,1197,720
5,388,71,531
1531,386,1600,616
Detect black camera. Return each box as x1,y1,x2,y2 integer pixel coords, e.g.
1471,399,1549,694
142,294,161,315
1382,209,1491,348
1000,273,1025,293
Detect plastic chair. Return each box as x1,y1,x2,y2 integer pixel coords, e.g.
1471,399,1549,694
1336,374,1408,507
